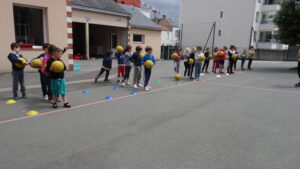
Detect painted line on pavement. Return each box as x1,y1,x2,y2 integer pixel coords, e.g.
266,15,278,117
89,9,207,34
0,72,246,126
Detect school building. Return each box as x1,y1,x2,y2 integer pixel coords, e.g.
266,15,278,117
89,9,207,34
0,0,73,74
0,0,162,74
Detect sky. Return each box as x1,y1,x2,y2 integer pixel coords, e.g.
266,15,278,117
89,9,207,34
142,0,180,19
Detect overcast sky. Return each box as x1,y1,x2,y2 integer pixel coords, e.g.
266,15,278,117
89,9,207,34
142,0,180,19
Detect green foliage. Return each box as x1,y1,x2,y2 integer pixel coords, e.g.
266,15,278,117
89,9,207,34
273,0,300,45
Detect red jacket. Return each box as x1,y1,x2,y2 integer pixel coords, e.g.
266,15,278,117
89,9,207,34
218,49,227,61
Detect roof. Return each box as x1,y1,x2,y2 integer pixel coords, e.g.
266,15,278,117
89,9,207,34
159,25,172,31
119,4,161,31
72,0,131,17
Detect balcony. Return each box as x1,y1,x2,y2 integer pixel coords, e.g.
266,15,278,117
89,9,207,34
257,42,288,50
262,4,281,12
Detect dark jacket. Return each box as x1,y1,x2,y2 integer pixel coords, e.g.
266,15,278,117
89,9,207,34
102,55,112,69
45,58,66,79
204,51,210,60
7,53,25,71
130,52,142,66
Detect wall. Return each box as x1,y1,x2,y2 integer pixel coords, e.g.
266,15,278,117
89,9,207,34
129,28,161,59
180,0,257,49
0,0,70,74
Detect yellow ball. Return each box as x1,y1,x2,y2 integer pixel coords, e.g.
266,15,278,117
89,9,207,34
232,54,238,60
15,58,27,68
213,53,218,57
31,58,42,69
117,45,124,53
199,55,206,62
174,74,181,81
51,61,64,73
241,54,247,58
188,58,194,65
219,51,225,56
249,51,255,56
209,55,213,59
172,53,179,60
144,60,154,69
140,54,145,59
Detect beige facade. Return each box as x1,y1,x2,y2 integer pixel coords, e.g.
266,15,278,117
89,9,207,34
72,8,129,58
0,0,69,74
129,28,161,59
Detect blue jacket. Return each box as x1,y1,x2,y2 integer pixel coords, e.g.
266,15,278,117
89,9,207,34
115,52,125,65
142,54,156,67
130,52,142,66
102,55,112,69
8,53,25,71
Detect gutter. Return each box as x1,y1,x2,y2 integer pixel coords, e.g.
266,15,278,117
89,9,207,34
72,4,131,18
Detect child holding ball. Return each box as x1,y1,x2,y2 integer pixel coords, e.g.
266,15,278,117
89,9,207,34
46,46,71,109
142,46,156,91
194,46,204,81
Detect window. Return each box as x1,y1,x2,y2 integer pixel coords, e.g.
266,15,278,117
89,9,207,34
13,6,45,46
259,31,277,42
111,33,117,49
220,11,224,18
261,12,276,24
218,30,222,37
133,34,144,43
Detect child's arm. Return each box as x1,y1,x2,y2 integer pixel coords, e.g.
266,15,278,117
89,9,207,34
152,55,157,65
8,53,23,63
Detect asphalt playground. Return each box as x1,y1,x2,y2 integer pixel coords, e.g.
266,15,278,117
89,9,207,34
0,60,300,169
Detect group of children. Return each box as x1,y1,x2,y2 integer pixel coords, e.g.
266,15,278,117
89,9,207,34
94,45,156,91
7,43,71,109
175,45,256,80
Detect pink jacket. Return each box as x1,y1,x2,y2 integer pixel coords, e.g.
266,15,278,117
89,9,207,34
41,54,50,76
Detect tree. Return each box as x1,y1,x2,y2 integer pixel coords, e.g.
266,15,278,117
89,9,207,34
273,0,300,46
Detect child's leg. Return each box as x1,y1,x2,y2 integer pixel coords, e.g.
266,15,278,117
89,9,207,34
96,68,105,78
47,77,52,101
105,70,110,81
12,70,19,98
194,63,199,79
19,71,26,97
40,72,48,96
144,68,151,87
137,66,142,85
61,95,67,103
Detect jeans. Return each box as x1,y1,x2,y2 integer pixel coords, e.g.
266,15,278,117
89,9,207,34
195,62,202,80
133,66,142,85
241,59,246,70
12,70,26,97
144,67,152,87
174,61,180,73
227,59,234,74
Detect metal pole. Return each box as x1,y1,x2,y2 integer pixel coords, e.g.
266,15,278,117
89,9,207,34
212,22,216,50
180,24,184,47
204,22,214,50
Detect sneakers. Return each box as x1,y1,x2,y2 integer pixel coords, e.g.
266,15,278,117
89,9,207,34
295,83,300,88
94,78,99,83
52,103,58,109
145,86,151,91
138,84,143,87
64,103,71,108
43,95,48,101
121,82,126,87
126,82,132,86
134,84,138,89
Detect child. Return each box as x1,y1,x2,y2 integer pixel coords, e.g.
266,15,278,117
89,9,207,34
45,45,71,109
123,45,132,86
130,46,143,89
202,48,210,73
35,43,51,100
212,47,219,73
248,46,255,70
233,47,238,70
94,49,113,83
240,49,248,70
227,45,236,74
295,49,300,87
115,47,125,83
7,43,27,99
183,48,191,77
173,46,182,74
218,46,227,74
188,47,197,79
194,46,204,81
142,46,156,91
